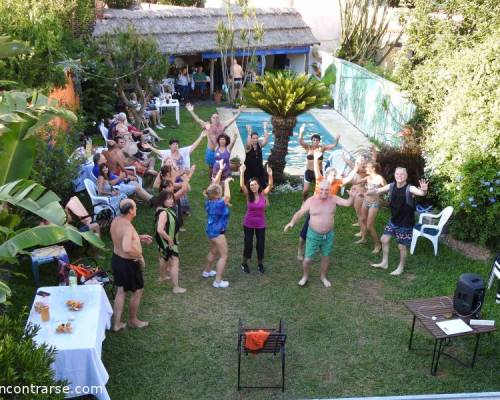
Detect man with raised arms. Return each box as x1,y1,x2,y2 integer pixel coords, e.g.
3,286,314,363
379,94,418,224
367,167,428,276
185,103,242,177
284,180,353,287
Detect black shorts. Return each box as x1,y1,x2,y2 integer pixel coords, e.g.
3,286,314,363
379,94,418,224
304,169,315,184
111,253,144,292
300,214,311,240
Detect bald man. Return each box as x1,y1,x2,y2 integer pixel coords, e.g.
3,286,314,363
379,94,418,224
110,199,153,331
284,180,353,288
367,167,428,276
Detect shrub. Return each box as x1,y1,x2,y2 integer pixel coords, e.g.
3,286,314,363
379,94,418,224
377,145,425,187
429,157,499,248
394,0,500,247
0,311,66,399
0,0,88,90
31,130,83,205
376,127,425,186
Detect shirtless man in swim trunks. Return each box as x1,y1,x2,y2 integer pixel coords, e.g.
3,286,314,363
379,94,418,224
185,103,243,178
110,199,153,332
284,180,353,287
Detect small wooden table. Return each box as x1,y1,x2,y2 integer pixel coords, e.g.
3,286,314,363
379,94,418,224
403,296,496,375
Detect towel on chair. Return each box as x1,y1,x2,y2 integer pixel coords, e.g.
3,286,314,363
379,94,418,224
244,330,270,352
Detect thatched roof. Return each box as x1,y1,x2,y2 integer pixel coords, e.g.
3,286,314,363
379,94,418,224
93,6,319,55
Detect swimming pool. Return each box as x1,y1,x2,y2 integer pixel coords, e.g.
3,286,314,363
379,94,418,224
236,111,341,175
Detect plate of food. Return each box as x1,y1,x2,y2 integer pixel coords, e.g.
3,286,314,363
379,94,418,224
66,300,84,311
56,322,73,334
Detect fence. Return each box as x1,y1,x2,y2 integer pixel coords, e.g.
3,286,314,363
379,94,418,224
331,57,415,146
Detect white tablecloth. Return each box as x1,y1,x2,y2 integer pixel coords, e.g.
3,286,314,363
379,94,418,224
27,285,113,400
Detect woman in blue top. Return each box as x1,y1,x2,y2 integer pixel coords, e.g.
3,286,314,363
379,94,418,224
202,164,233,288
211,132,236,182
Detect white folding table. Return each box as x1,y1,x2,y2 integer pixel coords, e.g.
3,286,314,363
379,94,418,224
27,285,113,400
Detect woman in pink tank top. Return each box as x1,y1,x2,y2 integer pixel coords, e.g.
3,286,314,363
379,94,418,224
239,164,273,274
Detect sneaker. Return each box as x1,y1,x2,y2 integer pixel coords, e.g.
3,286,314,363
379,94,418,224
258,264,265,274
212,280,229,288
202,270,217,278
158,123,166,129
241,264,250,274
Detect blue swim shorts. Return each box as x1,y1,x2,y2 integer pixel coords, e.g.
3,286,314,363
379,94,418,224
205,148,216,167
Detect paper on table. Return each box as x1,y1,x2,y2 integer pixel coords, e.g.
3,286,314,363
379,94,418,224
436,318,473,335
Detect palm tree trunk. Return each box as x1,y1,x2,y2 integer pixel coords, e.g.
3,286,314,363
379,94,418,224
268,116,297,184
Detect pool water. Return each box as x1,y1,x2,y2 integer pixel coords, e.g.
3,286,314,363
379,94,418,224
236,111,341,175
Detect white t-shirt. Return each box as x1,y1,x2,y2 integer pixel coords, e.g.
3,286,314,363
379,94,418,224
177,74,190,86
158,146,192,169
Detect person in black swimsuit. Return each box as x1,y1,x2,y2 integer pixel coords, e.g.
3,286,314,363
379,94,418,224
244,122,271,187
298,123,340,202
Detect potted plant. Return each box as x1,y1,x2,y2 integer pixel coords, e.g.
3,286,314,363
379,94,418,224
229,156,242,172
213,90,223,103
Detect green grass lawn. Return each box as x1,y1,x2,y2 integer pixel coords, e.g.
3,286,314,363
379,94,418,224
9,105,500,399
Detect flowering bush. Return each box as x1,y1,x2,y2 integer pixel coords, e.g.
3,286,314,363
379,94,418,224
395,0,500,247
421,31,499,247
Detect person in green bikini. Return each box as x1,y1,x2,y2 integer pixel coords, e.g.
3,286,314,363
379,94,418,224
284,180,354,287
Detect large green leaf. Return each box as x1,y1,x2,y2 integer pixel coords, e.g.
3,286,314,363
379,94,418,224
0,180,66,225
0,280,11,303
0,90,77,138
0,224,104,261
0,127,36,185
0,90,77,185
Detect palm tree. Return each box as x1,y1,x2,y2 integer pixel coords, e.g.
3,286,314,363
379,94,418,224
244,71,330,183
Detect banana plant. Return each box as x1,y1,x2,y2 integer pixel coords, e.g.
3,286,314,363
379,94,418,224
0,90,77,185
0,180,105,303
0,35,77,185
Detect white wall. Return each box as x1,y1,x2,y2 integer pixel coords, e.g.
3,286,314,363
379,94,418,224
205,0,342,54
292,0,341,53
288,54,306,73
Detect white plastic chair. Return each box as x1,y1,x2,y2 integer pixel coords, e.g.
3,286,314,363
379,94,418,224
410,206,454,256
99,122,109,144
82,163,97,184
84,178,113,215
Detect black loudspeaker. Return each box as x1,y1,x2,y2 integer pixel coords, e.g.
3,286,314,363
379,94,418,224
453,273,485,317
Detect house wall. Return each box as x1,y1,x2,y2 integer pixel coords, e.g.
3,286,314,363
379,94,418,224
205,0,341,53
288,54,306,73
205,1,405,71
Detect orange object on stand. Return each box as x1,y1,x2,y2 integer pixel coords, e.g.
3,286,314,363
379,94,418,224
244,330,270,352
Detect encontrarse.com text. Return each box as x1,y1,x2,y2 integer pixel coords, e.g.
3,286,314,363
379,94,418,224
0,385,103,396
